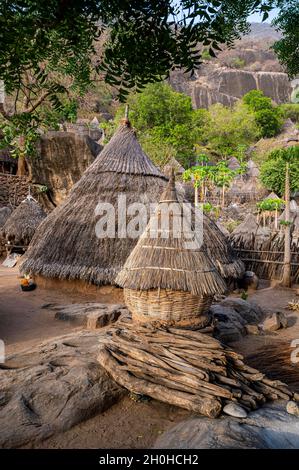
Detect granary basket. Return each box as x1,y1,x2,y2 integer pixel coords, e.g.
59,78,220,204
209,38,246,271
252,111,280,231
124,288,212,327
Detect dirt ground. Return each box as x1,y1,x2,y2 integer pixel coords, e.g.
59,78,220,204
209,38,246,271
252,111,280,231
1,264,299,448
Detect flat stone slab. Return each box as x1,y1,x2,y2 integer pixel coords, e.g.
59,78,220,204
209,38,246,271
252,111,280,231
46,303,129,327
0,331,125,448
155,401,299,449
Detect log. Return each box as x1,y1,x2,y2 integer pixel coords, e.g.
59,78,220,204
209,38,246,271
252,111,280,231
98,347,222,418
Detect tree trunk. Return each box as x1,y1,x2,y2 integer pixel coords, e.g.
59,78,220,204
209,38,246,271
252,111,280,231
194,185,198,207
281,162,292,287
16,135,27,176
222,186,225,208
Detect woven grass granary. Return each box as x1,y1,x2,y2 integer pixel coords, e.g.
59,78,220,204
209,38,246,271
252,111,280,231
1,196,46,247
116,171,227,327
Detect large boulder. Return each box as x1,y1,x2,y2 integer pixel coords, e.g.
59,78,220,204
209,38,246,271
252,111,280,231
210,298,264,343
30,132,102,206
0,331,125,448
155,402,299,449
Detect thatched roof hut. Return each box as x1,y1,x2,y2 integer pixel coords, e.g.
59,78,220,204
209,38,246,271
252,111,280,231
2,196,46,246
246,159,260,179
116,171,226,326
21,120,168,285
263,192,280,201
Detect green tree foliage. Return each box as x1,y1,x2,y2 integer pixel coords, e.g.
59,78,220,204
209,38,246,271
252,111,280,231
198,102,259,158
260,146,299,196
0,1,297,102
242,90,283,138
111,83,207,166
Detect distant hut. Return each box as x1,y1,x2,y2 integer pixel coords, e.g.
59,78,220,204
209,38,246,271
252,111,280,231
116,171,226,327
2,196,46,248
21,120,168,288
263,192,280,201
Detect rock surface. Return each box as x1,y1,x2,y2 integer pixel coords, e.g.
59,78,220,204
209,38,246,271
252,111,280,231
0,331,125,448
210,298,264,343
31,132,102,206
50,303,128,327
287,401,299,417
262,312,288,332
155,402,299,449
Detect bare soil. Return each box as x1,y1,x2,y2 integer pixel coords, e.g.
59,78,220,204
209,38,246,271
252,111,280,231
1,264,299,449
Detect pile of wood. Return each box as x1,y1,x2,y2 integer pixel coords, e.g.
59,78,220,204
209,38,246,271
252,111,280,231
98,321,294,418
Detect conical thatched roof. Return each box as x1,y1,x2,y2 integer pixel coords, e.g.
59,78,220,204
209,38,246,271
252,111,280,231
21,121,167,284
2,197,46,246
263,192,280,201
116,172,226,297
230,214,258,247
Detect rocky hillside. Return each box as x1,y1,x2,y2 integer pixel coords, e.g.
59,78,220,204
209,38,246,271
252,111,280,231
169,23,294,109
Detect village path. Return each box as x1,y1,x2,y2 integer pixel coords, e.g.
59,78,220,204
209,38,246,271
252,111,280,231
1,264,299,448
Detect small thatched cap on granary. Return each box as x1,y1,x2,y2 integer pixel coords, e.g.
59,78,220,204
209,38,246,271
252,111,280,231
2,196,46,246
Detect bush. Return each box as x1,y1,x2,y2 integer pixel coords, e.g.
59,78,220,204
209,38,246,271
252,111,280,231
231,57,246,69
279,103,299,123
243,90,283,138
260,146,299,196
254,108,283,138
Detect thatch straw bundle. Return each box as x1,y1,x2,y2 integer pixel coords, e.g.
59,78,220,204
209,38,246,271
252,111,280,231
21,121,167,284
1,197,46,246
116,172,226,326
